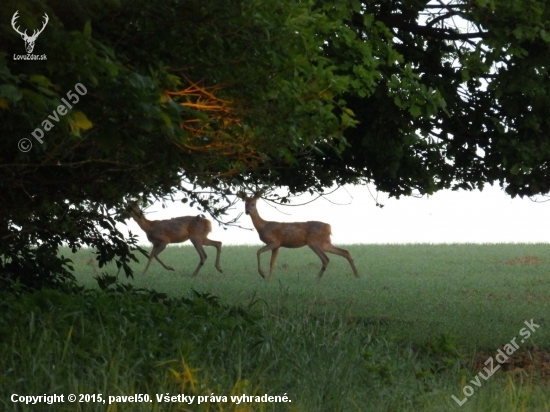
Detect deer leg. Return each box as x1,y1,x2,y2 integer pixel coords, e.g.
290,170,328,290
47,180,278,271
256,244,277,279
143,242,173,274
203,238,223,273
322,243,360,278
267,247,280,282
308,244,330,278
190,238,208,276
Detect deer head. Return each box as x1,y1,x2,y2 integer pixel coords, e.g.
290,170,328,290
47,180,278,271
237,190,264,215
125,201,145,219
11,11,49,54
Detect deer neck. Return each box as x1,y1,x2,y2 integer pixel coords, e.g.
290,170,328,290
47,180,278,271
248,208,267,231
131,214,153,233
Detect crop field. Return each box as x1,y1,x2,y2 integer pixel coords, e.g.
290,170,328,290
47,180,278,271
2,244,550,411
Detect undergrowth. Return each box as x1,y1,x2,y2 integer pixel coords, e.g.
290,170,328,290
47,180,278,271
1,260,549,411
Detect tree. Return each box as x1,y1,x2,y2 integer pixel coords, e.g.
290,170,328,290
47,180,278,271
280,0,550,198
0,0,357,288
1,0,550,288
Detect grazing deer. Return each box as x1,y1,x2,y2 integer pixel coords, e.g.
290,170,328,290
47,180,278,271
239,192,359,281
126,203,222,276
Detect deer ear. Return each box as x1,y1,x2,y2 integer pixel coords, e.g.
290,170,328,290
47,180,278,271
254,189,266,198
236,191,247,200
126,199,141,212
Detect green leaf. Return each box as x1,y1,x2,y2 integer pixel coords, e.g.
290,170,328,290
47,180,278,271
409,105,422,118
0,84,21,102
342,107,355,117
83,20,92,39
160,112,172,127
29,75,54,88
72,111,93,130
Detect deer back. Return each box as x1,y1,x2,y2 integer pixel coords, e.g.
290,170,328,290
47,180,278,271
260,220,331,248
146,216,211,243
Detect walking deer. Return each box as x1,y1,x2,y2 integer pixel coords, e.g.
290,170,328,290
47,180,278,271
238,192,359,281
126,203,222,276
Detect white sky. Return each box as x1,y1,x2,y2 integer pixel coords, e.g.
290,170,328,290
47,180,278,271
119,185,550,245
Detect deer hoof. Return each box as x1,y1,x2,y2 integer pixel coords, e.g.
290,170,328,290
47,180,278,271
167,266,175,271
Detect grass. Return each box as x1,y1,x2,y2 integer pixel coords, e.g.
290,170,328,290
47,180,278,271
1,244,549,411
75,243,550,347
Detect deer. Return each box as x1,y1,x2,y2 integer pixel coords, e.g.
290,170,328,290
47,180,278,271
238,192,360,281
11,11,49,54
126,203,222,276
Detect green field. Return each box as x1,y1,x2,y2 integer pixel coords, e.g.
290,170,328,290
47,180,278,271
1,244,549,411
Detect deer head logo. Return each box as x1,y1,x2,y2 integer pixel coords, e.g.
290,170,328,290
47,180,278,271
11,11,49,54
